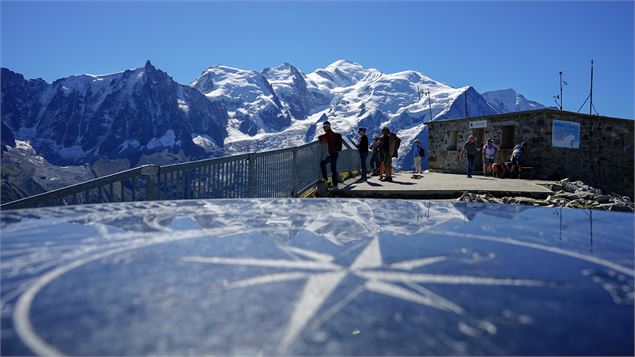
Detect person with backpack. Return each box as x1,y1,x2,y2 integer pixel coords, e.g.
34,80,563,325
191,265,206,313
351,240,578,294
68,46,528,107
482,138,498,177
318,121,343,188
509,142,527,178
355,127,369,181
413,139,424,175
379,126,400,182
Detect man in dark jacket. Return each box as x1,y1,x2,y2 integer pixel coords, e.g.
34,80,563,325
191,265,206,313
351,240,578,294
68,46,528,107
460,135,480,178
318,121,341,188
379,127,398,182
355,127,369,181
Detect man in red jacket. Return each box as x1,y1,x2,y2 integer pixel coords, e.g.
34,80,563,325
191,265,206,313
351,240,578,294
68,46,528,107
318,121,341,188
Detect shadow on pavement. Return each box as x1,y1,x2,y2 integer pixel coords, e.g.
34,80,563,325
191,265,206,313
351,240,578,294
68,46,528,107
386,180,416,185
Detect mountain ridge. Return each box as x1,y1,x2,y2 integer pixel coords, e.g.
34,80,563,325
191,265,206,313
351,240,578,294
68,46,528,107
2,59,548,201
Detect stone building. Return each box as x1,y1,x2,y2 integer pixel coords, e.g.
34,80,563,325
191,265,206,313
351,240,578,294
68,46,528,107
427,109,634,198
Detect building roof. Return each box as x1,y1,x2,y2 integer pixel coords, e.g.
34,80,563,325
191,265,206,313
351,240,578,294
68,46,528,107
430,108,633,125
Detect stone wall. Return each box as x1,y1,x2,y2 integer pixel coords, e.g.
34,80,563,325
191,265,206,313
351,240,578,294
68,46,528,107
428,109,634,198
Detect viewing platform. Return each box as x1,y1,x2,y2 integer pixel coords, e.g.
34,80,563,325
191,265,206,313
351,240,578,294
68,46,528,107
336,172,555,199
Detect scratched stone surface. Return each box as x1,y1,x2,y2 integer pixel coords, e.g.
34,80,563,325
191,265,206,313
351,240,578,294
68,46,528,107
1,199,633,356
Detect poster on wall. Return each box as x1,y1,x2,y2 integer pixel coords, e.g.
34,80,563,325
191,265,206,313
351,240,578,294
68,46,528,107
469,120,487,129
552,119,580,149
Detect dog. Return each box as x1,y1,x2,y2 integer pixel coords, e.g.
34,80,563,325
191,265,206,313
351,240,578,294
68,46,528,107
491,162,509,178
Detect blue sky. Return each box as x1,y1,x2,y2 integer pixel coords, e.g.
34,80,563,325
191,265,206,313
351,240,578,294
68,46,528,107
1,1,633,118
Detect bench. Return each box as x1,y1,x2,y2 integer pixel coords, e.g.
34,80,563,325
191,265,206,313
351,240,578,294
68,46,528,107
519,166,535,179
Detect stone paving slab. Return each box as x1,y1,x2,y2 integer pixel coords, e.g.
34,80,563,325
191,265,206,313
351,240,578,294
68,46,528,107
339,172,555,199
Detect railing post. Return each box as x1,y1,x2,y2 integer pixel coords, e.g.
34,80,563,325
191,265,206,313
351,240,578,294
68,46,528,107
247,153,256,198
291,148,298,197
141,165,160,201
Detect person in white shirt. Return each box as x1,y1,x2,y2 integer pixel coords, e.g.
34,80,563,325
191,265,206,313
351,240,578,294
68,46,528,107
413,139,424,175
482,138,498,177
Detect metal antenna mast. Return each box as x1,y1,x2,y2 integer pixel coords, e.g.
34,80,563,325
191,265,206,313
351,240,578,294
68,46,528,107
559,71,563,110
554,71,567,110
577,59,598,115
589,59,594,115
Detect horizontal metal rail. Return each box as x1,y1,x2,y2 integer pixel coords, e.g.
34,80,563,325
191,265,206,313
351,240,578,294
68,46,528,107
1,141,361,210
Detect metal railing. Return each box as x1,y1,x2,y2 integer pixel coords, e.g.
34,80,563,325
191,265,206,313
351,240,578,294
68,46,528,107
1,141,361,210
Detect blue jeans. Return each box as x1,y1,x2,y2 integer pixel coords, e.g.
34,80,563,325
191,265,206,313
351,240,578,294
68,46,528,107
370,153,380,173
359,152,368,179
466,155,475,176
320,153,339,185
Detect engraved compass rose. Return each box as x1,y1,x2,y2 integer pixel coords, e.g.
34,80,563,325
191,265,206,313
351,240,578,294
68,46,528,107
181,237,548,352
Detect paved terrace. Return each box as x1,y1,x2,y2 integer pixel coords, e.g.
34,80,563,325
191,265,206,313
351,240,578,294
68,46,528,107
335,172,555,199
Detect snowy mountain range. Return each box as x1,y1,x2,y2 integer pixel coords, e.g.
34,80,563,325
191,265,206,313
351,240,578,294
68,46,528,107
2,61,227,166
1,59,546,202
481,88,546,113
219,59,503,168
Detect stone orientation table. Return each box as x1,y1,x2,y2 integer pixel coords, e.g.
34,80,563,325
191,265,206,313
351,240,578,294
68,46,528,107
1,199,633,356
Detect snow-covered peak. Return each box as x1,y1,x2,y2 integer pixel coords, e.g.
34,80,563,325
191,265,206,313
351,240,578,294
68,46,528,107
324,59,364,71
262,62,305,86
191,63,291,136
482,88,546,113
51,60,171,97
387,70,434,84
263,62,295,74
307,59,379,90
192,65,274,101
204,64,257,75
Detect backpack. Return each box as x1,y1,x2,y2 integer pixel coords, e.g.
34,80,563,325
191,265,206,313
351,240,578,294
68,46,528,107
418,147,425,157
334,133,343,152
391,133,401,158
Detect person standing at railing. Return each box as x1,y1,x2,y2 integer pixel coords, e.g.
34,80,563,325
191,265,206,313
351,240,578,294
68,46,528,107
370,135,381,176
355,127,369,182
413,139,424,177
318,121,343,189
379,126,399,182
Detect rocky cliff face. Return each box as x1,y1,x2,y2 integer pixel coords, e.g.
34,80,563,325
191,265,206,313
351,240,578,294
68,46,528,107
1,61,228,166
262,63,331,120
